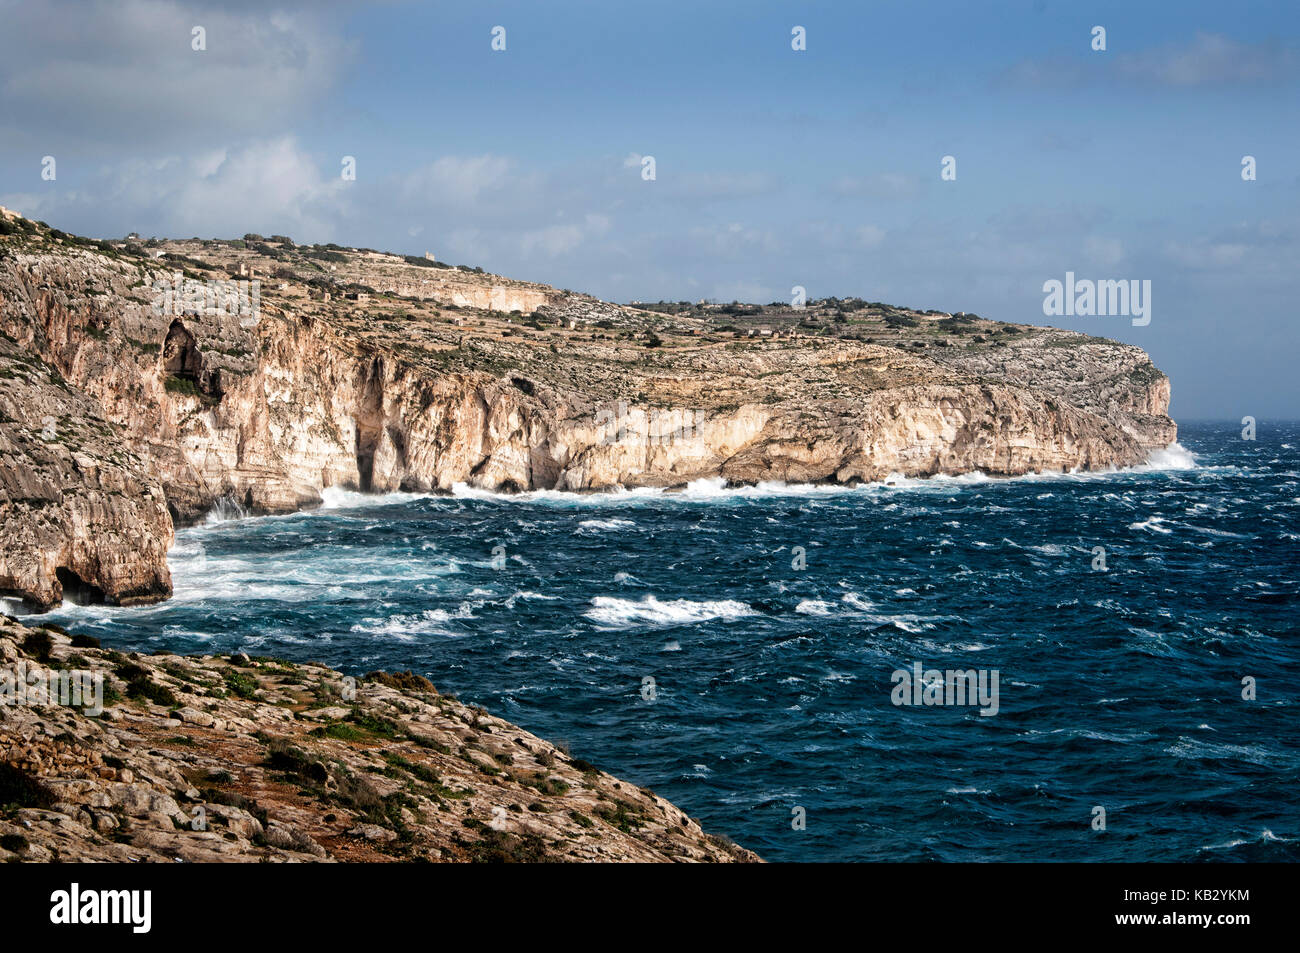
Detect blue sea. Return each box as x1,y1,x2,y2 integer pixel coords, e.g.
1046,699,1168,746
32,421,1300,862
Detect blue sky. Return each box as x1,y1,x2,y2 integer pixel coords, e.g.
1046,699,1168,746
1,0,1297,417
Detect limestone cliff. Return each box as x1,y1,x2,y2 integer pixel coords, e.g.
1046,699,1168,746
0,334,172,609
0,212,1176,609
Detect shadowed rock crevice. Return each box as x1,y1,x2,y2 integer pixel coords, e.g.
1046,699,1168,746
161,318,223,399
55,567,105,605
353,359,387,492
162,319,201,380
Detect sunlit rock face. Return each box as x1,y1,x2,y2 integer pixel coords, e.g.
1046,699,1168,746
0,218,1174,607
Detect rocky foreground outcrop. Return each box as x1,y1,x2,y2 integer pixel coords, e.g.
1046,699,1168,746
0,209,1176,608
0,615,757,862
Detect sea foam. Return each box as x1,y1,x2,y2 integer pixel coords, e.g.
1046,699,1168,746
584,595,758,627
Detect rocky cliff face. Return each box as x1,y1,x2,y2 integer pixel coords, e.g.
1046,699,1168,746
0,214,1176,609
0,335,172,609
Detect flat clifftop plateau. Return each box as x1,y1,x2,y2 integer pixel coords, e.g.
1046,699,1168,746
0,216,1175,608
0,616,759,862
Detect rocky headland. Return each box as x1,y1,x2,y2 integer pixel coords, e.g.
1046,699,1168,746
0,209,1175,611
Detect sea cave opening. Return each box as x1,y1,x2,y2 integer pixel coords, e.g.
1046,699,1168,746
55,567,106,606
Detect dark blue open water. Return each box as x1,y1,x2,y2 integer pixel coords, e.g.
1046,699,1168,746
32,421,1300,861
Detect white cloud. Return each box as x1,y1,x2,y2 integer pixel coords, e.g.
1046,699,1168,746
857,225,886,249
401,155,522,205
166,138,346,236
1083,236,1125,269
831,172,922,199
666,170,778,202
519,213,613,259
1003,32,1297,90
709,280,775,304
520,224,585,258
1117,32,1297,87
1164,240,1249,270
0,0,353,147
3,137,347,240
688,222,782,257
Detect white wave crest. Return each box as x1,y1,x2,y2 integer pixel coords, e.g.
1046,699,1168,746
319,486,432,510
1129,516,1172,534
795,599,836,615
584,595,757,627
577,518,637,531
203,496,249,524
348,603,477,638
1139,442,1198,471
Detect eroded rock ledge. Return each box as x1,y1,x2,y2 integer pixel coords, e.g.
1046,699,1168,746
0,212,1176,608
0,616,758,862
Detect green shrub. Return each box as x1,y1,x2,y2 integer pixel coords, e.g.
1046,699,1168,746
163,375,200,397
223,669,258,699
313,722,368,742
264,738,328,783
20,631,53,662
461,828,552,863
522,774,569,796
383,754,441,785
593,800,646,833
347,710,404,738
113,662,149,682
365,670,436,693
126,677,177,707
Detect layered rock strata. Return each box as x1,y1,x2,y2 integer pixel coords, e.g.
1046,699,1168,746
0,213,1176,608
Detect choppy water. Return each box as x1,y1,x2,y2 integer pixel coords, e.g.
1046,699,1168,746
31,422,1300,861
